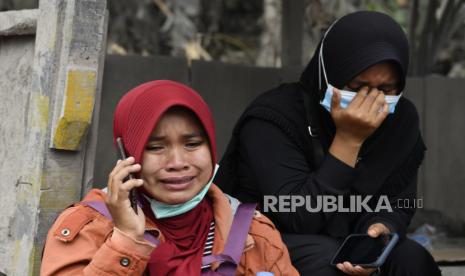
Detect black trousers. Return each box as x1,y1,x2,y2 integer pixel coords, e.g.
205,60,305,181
282,233,442,276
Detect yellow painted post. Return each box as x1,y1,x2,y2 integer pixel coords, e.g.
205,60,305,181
52,70,96,150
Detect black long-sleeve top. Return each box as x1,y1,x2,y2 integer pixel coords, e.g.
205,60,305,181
216,84,425,238
233,118,419,237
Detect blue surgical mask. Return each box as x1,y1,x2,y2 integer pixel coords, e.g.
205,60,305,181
320,84,402,113
145,164,219,219
318,23,402,114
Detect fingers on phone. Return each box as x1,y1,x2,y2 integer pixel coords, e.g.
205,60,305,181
337,262,366,275
112,157,135,175
368,229,378,237
116,180,143,203
114,163,141,180
343,262,356,274
336,262,348,273
116,156,135,168
368,224,381,237
108,157,140,195
368,223,388,237
121,179,144,191
108,179,143,203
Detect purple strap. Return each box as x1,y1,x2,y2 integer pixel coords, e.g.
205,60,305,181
82,201,159,245
83,201,257,275
202,203,257,275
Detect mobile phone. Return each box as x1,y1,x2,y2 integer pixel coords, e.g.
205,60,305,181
330,233,399,268
116,137,138,214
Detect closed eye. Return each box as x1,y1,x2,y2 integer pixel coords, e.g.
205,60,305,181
346,84,398,94
185,140,204,149
378,85,398,94
145,144,164,152
346,85,362,92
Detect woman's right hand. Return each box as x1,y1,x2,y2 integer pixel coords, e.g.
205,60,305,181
328,87,389,167
106,157,146,241
330,86,389,145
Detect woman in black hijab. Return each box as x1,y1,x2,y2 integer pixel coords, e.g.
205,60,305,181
215,11,441,275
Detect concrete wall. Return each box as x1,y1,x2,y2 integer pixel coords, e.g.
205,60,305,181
422,78,465,222
0,1,107,275
0,35,37,276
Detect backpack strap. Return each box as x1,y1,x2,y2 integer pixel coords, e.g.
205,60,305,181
224,193,241,216
201,203,257,275
82,201,159,245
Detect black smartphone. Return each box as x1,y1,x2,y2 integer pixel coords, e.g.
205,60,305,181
330,233,399,268
116,137,138,214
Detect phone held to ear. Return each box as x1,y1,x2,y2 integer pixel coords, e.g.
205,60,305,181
116,137,138,214
330,233,399,268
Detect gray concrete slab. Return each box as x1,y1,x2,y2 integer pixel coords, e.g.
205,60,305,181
422,77,465,223
440,266,465,276
0,34,36,276
0,9,37,36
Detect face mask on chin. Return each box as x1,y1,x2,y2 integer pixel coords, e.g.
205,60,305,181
144,164,219,219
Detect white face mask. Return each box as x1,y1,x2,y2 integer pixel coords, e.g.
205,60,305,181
318,23,402,113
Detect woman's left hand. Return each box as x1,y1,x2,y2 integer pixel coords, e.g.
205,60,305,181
336,262,376,275
336,223,390,275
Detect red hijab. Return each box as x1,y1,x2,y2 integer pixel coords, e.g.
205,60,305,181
113,80,217,275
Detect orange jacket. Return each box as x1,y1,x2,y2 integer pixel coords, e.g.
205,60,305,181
41,184,299,275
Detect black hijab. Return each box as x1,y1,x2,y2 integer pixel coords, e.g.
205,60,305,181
301,11,409,98
300,11,424,197
294,11,425,237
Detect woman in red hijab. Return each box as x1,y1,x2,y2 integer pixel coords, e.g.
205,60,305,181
41,80,299,276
